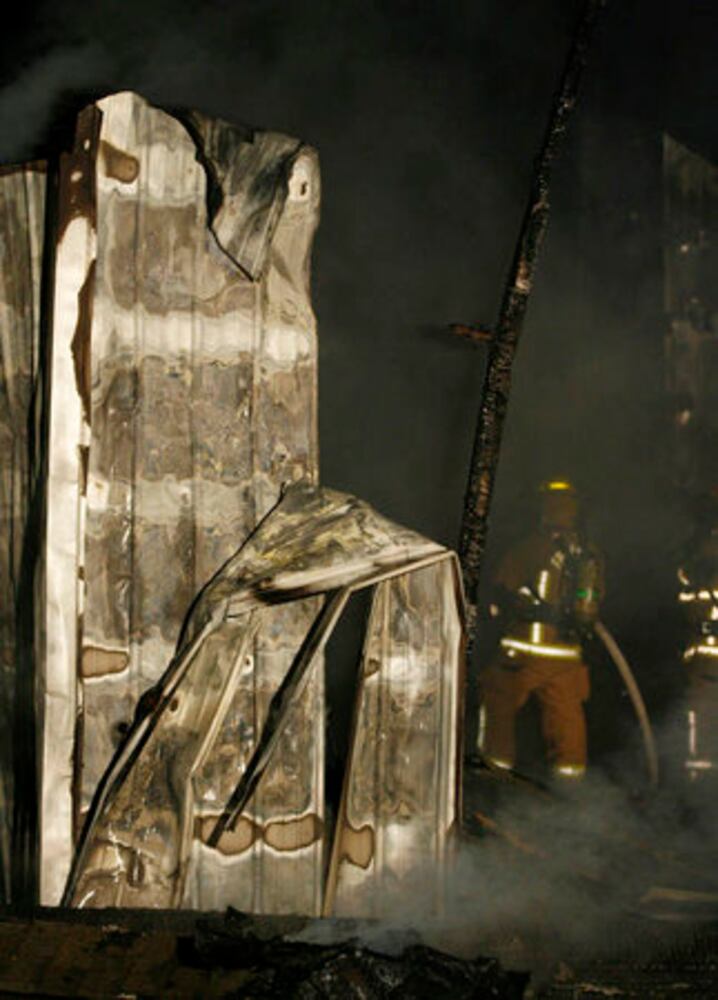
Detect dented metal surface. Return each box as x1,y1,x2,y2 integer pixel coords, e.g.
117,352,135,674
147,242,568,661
0,162,46,902
65,484,464,917
1,92,464,917
38,92,321,904
327,558,464,917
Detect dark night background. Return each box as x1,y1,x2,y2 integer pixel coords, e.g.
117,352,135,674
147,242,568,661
1,0,716,772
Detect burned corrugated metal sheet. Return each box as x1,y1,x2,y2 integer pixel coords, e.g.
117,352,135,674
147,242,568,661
64,484,464,917
0,163,46,902
1,92,464,918
38,91,321,904
326,559,463,917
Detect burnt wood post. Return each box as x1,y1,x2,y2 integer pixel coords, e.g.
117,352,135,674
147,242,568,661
458,0,606,661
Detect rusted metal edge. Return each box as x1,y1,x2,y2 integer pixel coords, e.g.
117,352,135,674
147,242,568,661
0,161,47,178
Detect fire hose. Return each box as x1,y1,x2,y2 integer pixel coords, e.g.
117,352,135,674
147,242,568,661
593,619,659,788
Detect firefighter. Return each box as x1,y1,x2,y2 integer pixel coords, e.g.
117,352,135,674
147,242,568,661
478,480,604,780
678,488,718,783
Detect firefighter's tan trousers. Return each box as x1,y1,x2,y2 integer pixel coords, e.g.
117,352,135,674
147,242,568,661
479,652,590,772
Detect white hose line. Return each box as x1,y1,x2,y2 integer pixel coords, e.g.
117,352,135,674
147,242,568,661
594,620,659,788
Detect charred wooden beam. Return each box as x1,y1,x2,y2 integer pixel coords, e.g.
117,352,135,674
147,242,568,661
458,0,606,645
450,322,494,345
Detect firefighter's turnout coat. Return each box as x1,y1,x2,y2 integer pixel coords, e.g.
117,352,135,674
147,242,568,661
479,529,604,777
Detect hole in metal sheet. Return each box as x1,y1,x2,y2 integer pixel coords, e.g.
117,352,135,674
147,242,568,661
324,588,372,866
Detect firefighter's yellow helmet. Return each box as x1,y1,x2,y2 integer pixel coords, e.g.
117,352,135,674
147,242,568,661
539,479,578,496
539,479,579,527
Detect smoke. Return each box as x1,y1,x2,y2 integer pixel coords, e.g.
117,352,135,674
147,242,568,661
293,742,718,983
0,44,108,162
445,768,717,978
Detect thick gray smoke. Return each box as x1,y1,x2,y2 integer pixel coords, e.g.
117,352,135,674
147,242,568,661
294,746,718,983
0,45,107,161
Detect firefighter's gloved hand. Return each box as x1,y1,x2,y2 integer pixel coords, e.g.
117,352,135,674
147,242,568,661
574,619,600,647
493,585,525,619
574,607,599,630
